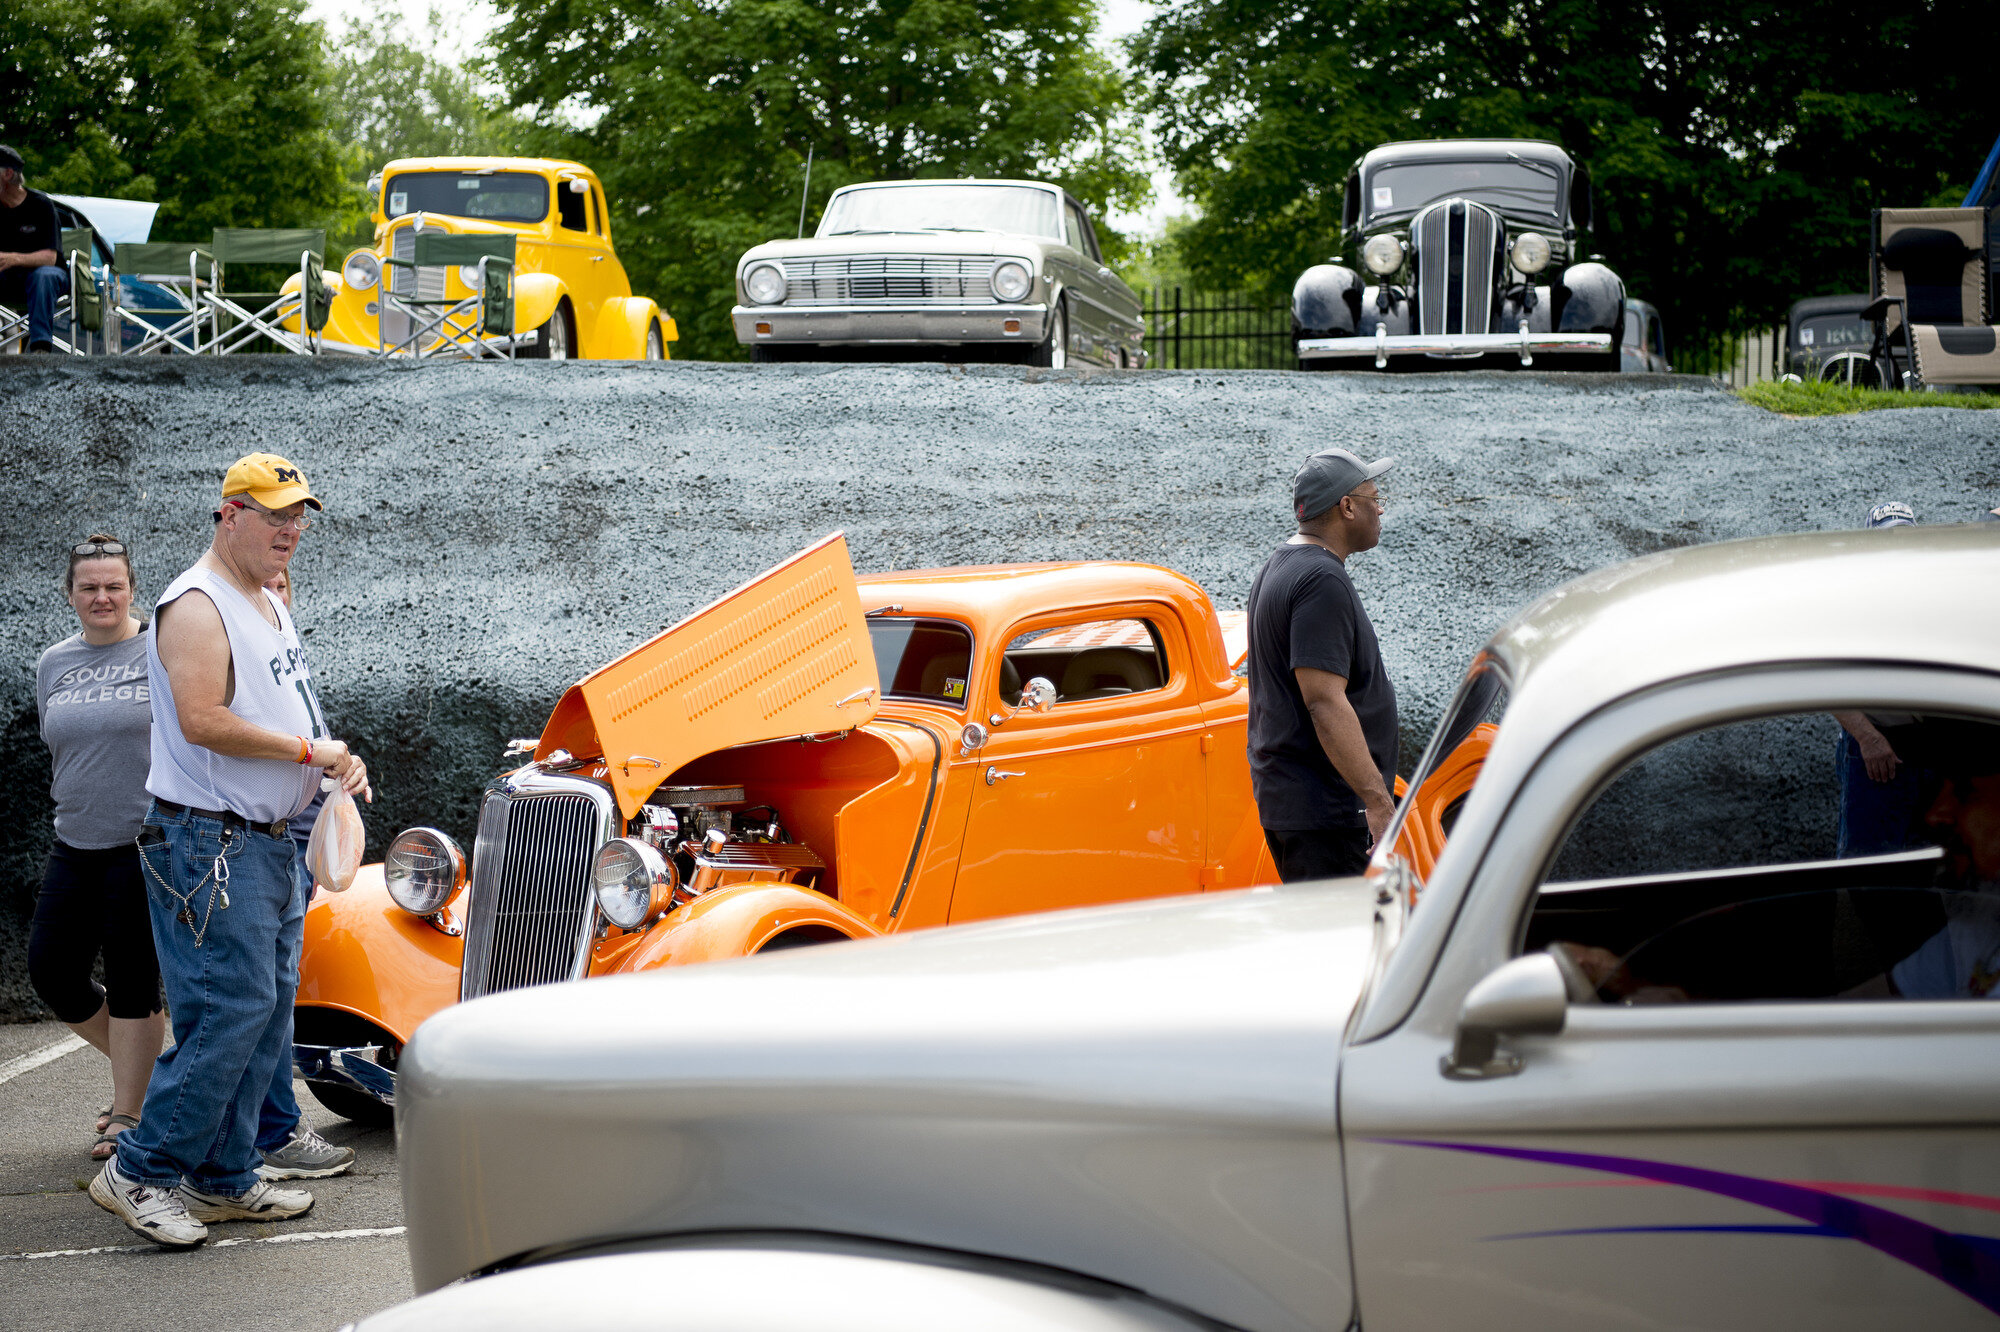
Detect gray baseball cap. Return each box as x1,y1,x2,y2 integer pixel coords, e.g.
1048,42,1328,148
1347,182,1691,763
1294,448,1396,522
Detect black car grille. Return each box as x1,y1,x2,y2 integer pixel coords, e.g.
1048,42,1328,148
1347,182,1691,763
1412,199,1503,337
460,790,603,1002
783,255,998,305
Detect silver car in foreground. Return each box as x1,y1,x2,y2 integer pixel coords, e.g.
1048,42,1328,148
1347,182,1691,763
730,179,1143,368
363,525,2000,1332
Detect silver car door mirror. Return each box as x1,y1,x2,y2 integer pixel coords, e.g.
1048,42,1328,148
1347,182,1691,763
1442,952,1567,1080
1019,677,1057,713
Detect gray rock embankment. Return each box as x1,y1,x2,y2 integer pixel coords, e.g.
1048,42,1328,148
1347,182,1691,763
4,357,1995,1017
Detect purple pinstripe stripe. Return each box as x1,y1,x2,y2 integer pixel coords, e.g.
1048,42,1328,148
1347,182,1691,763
1373,1137,2000,1316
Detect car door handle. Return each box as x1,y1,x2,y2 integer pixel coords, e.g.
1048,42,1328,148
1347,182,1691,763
985,766,1026,786
591,255,606,262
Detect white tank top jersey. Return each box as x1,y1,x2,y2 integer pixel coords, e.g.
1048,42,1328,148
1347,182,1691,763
146,563,326,823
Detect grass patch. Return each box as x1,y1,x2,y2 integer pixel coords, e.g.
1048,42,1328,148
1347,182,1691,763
1737,380,2000,416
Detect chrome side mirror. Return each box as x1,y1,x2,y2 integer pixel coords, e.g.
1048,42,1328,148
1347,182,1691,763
958,722,989,757
1442,952,1567,1080
1018,677,1056,713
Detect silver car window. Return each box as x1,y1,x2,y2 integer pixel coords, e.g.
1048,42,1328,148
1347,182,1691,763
819,185,1061,239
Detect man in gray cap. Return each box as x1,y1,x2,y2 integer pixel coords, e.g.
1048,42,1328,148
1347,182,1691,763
0,145,67,353
1244,447,1398,882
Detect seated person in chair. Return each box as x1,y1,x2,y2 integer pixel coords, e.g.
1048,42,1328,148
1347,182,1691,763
0,146,66,353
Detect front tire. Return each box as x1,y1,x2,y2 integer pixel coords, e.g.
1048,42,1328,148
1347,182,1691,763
521,298,574,360
644,321,665,360
1029,301,1068,368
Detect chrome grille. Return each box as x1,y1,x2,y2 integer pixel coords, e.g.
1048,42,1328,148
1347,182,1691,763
460,786,608,1002
1411,199,1502,337
783,255,998,305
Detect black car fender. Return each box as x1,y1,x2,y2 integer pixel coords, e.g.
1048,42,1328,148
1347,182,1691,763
1291,264,1364,338
1556,262,1626,335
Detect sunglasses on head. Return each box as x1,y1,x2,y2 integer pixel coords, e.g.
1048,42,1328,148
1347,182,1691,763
72,541,128,557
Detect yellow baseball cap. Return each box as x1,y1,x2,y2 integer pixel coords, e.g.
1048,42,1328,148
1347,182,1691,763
220,453,321,512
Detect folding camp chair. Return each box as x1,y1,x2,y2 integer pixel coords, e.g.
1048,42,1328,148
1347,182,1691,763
53,228,108,355
1865,206,1995,389
378,229,516,359
110,242,215,354
203,228,330,355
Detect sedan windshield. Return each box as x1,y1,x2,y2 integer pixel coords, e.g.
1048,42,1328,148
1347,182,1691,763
1364,159,1562,224
820,185,1061,239
384,171,550,224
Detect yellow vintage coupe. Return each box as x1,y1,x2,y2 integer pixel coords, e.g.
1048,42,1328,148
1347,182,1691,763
316,157,677,360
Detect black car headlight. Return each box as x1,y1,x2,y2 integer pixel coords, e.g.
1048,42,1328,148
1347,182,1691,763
384,828,466,917
593,836,678,930
744,263,787,305
1509,232,1552,275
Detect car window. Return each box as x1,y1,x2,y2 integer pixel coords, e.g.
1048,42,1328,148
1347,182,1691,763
1799,314,1871,350
1382,657,1508,885
1003,619,1167,705
592,186,608,238
1065,203,1100,261
1062,205,1087,254
868,617,973,709
385,171,549,223
1623,308,1643,346
557,181,588,233
1527,710,2000,1004
1364,158,1563,225
1647,313,1666,357
818,184,1061,239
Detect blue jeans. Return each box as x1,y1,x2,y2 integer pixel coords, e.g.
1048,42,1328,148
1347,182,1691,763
1836,730,1932,859
254,853,311,1152
1,264,69,346
116,801,306,1194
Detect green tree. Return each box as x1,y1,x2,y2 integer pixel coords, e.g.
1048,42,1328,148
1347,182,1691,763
486,0,1150,360
1130,0,1993,346
0,0,349,237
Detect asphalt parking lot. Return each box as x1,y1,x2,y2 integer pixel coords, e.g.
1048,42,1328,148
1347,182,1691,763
0,1021,407,1329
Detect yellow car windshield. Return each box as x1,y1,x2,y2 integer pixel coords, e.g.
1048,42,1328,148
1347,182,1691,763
385,171,550,224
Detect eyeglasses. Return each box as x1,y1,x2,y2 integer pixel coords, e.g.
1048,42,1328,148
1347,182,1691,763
1347,491,1386,511
227,499,314,531
71,541,128,556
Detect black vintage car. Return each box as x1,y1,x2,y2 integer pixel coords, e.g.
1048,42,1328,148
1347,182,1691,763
1292,139,1626,371
1784,294,1878,385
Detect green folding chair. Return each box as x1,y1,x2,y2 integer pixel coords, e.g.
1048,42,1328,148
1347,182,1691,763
56,228,107,355
204,227,329,355
379,229,516,358
110,242,215,355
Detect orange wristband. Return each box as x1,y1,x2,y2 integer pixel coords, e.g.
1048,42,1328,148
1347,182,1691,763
297,735,313,765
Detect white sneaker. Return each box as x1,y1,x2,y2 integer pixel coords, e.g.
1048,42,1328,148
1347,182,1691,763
89,1159,208,1248
181,1177,314,1223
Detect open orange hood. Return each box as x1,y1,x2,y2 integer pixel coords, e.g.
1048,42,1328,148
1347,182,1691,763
537,533,881,817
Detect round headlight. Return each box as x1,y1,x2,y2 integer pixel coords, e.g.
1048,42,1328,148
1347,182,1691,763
457,263,481,289
991,260,1033,302
343,251,381,291
592,836,677,931
384,828,466,917
744,263,786,305
1510,231,1552,275
1362,233,1405,276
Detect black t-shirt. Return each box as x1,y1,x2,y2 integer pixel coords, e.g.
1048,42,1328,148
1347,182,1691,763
1245,542,1398,830
0,188,59,262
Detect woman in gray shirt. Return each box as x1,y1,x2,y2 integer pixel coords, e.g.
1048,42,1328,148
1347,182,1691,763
31,535,163,1160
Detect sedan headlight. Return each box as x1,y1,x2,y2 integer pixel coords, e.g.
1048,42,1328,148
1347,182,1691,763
343,251,381,291
744,263,787,305
1362,234,1405,276
990,260,1033,302
592,836,678,931
384,828,466,917
1510,231,1552,275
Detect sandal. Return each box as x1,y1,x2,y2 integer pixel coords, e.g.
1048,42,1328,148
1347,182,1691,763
90,1113,138,1162
95,1103,113,1134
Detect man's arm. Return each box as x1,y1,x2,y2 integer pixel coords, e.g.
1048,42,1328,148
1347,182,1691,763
1295,665,1395,849
0,249,58,270
155,594,372,799
1833,709,1901,783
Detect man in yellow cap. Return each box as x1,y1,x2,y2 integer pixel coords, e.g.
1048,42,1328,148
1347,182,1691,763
92,452,372,1249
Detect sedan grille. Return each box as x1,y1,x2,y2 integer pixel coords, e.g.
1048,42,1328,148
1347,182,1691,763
460,789,605,1002
1412,199,1503,337
783,255,999,305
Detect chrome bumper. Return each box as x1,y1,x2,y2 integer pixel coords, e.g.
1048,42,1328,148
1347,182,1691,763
732,303,1047,345
1298,327,1613,367
294,1043,396,1107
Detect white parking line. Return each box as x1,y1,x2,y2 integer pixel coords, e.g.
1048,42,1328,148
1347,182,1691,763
1,1225,406,1261
0,1035,87,1086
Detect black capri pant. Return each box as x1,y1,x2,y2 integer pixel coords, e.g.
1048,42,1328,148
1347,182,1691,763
29,840,162,1023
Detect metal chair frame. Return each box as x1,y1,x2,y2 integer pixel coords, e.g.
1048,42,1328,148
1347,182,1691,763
378,229,518,360
202,231,330,356
108,245,216,355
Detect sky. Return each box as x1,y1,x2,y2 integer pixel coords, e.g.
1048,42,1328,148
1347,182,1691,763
303,0,1186,234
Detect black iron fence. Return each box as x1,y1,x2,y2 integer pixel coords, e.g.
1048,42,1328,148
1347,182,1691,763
1139,284,1788,384
1143,287,1293,369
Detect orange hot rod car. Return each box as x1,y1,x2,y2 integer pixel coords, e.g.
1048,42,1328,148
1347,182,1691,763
291,534,1286,1123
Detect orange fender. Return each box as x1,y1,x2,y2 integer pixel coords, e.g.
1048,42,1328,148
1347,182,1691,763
1393,723,1495,881
590,881,880,975
295,863,464,1044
